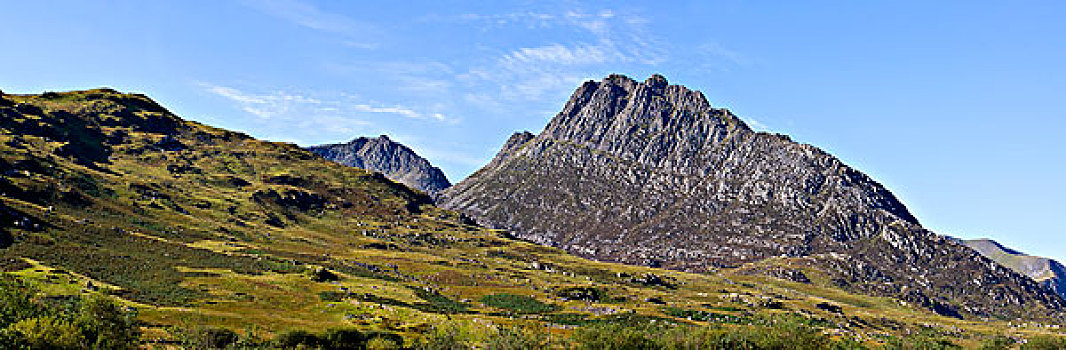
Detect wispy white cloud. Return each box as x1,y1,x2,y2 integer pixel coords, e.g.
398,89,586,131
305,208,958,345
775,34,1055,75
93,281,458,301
446,7,675,113
500,43,609,67
563,10,616,35
349,104,448,122
481,9,664,68
201,83,320,119
200,82,453,123
446,9,617,34
240,0,379,48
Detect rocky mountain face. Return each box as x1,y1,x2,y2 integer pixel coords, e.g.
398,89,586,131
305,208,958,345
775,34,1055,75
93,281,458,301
307,136,451,196
440,74,1064,319
964,239,1066,298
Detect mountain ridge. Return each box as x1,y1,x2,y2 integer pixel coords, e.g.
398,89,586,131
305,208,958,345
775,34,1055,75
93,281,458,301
306,135,451,196
441,74,1064,319
963,238,1066,298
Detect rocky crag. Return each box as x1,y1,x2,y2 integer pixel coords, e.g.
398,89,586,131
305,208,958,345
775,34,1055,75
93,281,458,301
964,238,1066,298
307,136,451,196
440,74,1064,319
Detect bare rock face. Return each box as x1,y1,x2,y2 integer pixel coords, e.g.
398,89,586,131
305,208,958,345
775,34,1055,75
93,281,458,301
440,74,1064,319
307,136,451,196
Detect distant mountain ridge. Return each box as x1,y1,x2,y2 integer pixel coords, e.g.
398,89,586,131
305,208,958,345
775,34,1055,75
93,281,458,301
963,238,1066,298
440,74,1064,319
307,136,451,196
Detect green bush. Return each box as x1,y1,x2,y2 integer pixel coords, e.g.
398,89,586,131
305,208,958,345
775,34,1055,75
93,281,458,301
310,268,340,282
573,324,659,350
979,335,1015,350
182,326,239,349
414,324,470,350
321,328,366,349
75,294,139,349
273,329,324,349
9,316,86,350
480,293,556,314
364,331,404,349
1022,335,1066,350
0,276,139,349
271,327,401,349
659,322,833,350
411,288,470,314
484,326,548,350
366,336,402,350
0,278,42,328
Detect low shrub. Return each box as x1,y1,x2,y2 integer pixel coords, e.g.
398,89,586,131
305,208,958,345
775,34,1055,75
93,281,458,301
1022,335,1066,350
484,325,548,350
0,276,139,349
274,329,324,349
182,326,239,349
573,324,658,350
10,316,86,349
480,293,556,314
979,335,1015,350
659,322,833,350
273,327,404,350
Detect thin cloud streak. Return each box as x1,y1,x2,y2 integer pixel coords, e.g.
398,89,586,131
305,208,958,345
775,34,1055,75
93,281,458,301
199,82,454,123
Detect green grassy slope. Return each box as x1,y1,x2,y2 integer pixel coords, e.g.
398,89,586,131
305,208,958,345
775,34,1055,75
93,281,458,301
0,89,1062,347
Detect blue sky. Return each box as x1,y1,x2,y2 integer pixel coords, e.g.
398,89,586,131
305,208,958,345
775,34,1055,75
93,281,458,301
2,1,1064,262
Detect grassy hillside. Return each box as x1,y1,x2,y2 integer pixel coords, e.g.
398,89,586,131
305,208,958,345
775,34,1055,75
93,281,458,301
0,89,1063,348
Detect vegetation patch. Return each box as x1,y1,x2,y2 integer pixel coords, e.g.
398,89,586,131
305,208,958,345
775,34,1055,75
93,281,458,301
480,293,557,314
554,286,607,302
663,307,747,323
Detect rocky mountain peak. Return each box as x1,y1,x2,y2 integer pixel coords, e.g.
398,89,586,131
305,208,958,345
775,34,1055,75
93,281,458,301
307,136,451,196
540,74,754,176
440,73,1063,319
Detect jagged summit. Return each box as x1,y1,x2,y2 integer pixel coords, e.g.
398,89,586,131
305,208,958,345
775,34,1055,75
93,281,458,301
307,136,451,196
441,73,1062,319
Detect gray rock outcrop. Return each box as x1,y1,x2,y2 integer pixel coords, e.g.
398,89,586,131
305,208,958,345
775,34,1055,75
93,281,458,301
307,136,451,196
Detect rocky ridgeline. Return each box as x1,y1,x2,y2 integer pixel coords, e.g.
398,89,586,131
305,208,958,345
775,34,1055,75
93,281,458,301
440,74,1064,319
963,238,1066,298
307,136,451,196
